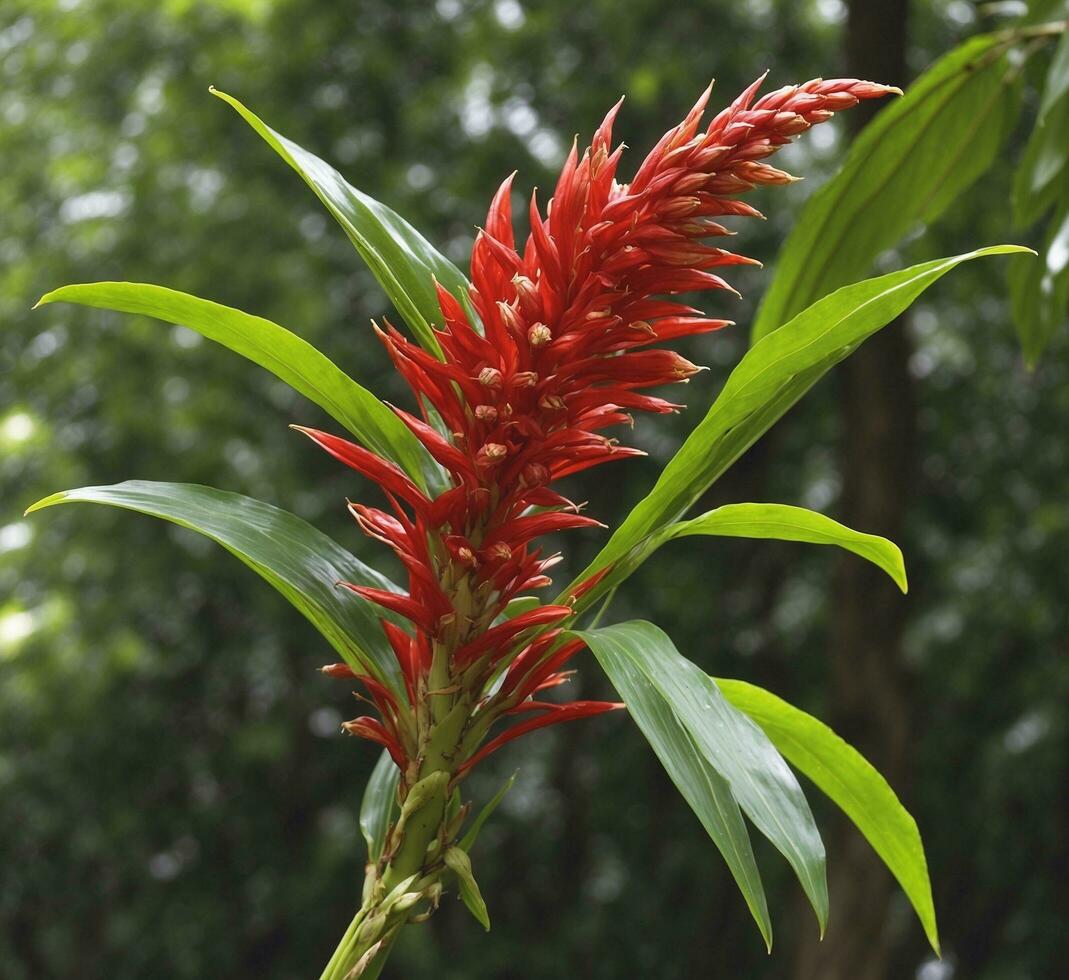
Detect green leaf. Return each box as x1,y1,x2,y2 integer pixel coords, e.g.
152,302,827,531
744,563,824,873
1013,31,1069,228
211,87,469,357
459,772,517,853
443,847,491,931
716,679,939,955
579,621,827,938
566,247,1031,612
34,281,445,494
1010,205,1069,367
753,33,1022,342
591,503,907,603
360,750,401,864
25,481,404,688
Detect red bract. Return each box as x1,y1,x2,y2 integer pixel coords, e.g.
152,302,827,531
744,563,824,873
312,75,897,775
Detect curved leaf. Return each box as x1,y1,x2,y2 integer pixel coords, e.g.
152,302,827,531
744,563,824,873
579,621,827,936
361,749,401,864
716,678,939,955
211,87,469,357
753,33,1022,342
25,481,404,689
566,246,1031,613
459,771,517,853
595,503,907,601
34,281,445,494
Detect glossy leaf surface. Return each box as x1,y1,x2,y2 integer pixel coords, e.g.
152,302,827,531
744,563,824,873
26,481,404,688
717,678,939,954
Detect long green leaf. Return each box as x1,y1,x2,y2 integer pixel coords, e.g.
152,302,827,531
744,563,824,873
360,749,401,863
592,503,907,602
1013,30,1069,229
25,481,404,689
459,772,517,853
716,679,939,954
211,87,469,357
566,246,1030,612
753,33,1022,342
1010,206,1069,367
34,281,444,494
579,621,827,936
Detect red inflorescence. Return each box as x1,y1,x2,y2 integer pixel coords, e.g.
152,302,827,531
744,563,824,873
307,75,898,772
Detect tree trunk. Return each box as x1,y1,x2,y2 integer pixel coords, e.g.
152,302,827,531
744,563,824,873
793,2,915,978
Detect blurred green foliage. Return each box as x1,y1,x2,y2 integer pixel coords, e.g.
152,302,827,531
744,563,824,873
2,1,1067,978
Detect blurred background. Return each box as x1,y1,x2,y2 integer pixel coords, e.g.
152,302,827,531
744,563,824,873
2,1,1067,977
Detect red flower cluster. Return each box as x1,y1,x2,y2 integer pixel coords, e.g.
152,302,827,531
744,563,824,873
307,75,897,775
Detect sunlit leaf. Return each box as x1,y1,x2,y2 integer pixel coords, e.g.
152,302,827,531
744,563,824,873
717,678,939,954
566,247,1031,612
34,281,445,494
211,87,470,357
579,620,827,939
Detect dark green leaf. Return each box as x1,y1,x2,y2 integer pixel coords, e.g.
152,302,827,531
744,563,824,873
717,679,939,954
1013,31,1069,228
752,34,1022,342
566,247,1030,612
360,750,401,864
25,481,404,688
579,621,827,936
34,281,445,494
211,87,470,357
1010,205,1069,367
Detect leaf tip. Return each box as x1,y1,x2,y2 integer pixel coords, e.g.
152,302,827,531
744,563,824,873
24,491,66,516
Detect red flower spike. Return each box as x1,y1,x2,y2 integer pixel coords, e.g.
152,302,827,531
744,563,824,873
310,75,895,774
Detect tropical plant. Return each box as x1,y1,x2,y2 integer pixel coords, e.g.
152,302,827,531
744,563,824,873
26,69,1033,979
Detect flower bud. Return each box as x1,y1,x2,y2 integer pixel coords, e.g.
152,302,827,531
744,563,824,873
497,300,523,336
478,367,503,388
474,404,498,423
522,462,551,487
527,323,552,347
476,442,508,467
539,394,566,411
320,662,356,678
513,371,538,388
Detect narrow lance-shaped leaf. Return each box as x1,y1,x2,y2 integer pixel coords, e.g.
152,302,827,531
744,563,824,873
586,502,907,603
34,282,446,494
459,772,517,853
716,679,939,955
361,749,401,864
579,633,771,948
753,33,1022,342
565,247,1031,612
25,481,405,690
211,87,469,358
579,621,828,936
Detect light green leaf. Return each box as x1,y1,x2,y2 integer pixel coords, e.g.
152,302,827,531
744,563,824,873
592,503,907,602
566,247,1031,613
579,621,827,938
443,847,491,931
211,87,470,357
25,481,404,688
753,33,1022,342
459,772,517,853
34,281,445,494
360,750,401,864
716,679,939,955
